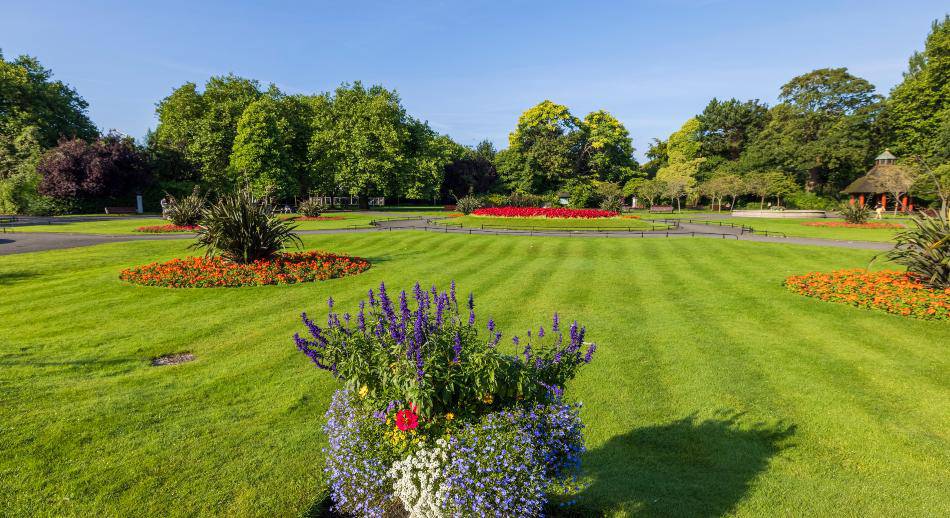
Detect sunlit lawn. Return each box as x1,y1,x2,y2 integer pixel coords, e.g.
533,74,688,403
1,232,947,516
435,215,660,230
719,217,908,242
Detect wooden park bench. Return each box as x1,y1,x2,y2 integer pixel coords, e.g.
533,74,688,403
649,206,675,213
104,207,137,215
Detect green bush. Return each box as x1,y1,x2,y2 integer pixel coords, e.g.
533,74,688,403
297,197,325,217
482,193,507,207
192,189,301,263
164,186,205,226
886,214,949,289
786,191,836,210
568,183,595,209
839,203,870,224
455,195,482,215
596,182,624,212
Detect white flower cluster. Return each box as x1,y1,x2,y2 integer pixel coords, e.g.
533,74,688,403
388,438,450,517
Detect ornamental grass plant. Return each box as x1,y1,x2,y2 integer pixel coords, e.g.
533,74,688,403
885,213,950,289
164,185,206,227
294,282,595,516
192,189,302,264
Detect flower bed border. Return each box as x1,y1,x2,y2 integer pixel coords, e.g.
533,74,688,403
473,206,618,219
120,250,370,288
785,269,949,320
134,224,198,233
800,221,904,229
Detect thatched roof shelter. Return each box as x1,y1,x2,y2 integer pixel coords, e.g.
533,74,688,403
842,150,913,194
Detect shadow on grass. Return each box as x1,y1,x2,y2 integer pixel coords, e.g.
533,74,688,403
0,270,38,284
558,412,796,517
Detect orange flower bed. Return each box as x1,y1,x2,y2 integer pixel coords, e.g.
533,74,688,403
294,216,346,221
134,224,198,233
801,221,904,229
785,269,949,320
620,215,641,219
120,251,371,288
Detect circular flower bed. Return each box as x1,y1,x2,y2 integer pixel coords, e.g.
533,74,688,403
120,251,370,288
473,206,618,218
801,221,905,229
134,224,198,233
785,269,949,320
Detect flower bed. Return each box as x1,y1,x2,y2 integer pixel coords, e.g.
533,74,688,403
473,206,618,218
785,269,949,320
295,282,596,515
134,224,198,233
801,221,905,229
120,251,370,288
293,215,346,221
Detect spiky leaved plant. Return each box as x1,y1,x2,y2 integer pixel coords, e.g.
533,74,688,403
165,186,206,227
297,197,326,217
455,195,482,215
885,213,949,289
192,188,302,264
839,202,870,224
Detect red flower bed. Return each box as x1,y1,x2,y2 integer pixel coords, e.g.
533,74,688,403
120,251,371,288
785,269,949,320
134,224,198,233
472,206,618,218
801,221,904,229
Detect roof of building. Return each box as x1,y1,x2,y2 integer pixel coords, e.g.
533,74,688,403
841,163,913,194
876,149,897,161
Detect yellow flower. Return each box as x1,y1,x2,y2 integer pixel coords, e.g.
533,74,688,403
445,412,455,421
482,394,494,404
358,385,368,398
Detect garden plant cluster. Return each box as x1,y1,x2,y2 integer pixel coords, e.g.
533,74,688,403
134,224,198,233
473,206,618,219
119,251,370,288
801,221,905,229
294,281,596,516
785,269,949,320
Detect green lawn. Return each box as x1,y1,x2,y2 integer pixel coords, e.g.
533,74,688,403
718,217,909,242
435,215,661,230
1,234,947,516
13,214,382,234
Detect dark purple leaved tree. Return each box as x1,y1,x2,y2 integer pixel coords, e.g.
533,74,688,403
37,138,90,198
37,133,152,200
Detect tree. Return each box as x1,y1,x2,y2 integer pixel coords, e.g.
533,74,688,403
625,178,668,208
744,170,792,209
441,141,498,201
501,100,583,193
0,51,98,148
885,16,949,158
0,125,44,213
230,96,298,198
910,156,949,219
309,82,414,207
697,98,769,161
656,161,700,211
743,68,881,192
666,118,702,164
37,133,151,201
579,110,638,183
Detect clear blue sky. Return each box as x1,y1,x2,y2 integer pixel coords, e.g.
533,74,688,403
2,1,946,159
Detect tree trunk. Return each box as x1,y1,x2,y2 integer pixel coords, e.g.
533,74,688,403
760,196,765,209
358,193,369,210
805,166,821,192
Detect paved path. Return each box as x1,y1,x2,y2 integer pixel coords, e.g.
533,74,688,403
0,217,891,256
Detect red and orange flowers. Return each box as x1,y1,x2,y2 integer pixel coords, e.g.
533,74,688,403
395,405,419,431
473,206,617,219
785,269,949,320
134,224,198,233
801,221,905,229
120,251,370,288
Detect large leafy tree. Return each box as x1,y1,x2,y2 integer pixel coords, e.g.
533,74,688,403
886,16,949,158
743,68,881,191
153,75,263,188
501,100,582,192
580,110,638,183
441,140,497,201
697,98,769,161
37,133,151,200
309,82,416,206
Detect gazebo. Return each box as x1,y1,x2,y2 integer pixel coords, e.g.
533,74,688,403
842,150,914,211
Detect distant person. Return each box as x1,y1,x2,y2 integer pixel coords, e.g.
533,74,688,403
160,195,171,219
874,204,884,220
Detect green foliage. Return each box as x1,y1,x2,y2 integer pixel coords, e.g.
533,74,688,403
885,214,950,289
455,195,482,215
567,181,596,209
581,110,638,183
595,181,625,212
885,16,949,158
839,202,870,224
697,98,770,161
785,191,836,210
164,186,206,226
191,188,302,263
296,197,325,217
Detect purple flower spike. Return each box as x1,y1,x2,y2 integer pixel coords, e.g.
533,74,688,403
452,332,462,362
512,336,520,345
538,326,545,338
368,288,377,306
468,309,475,325
450,280,457,305
327,296,334,309
487,318,495,332
552,312,560,332
584,343,597,363
467,292,475,310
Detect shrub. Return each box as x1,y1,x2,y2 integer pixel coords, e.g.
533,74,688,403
506,191,549,207
839,202,870,224
568,182,596,209
164,186,205,226
786,191,835,210
482,193,507,207
295,282,596,513
192,189,302,264
455,195,482,215
297,197,325,217
886,214,949,289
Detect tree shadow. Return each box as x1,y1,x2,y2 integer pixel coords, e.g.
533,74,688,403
556,412,796,517
0,270,38,285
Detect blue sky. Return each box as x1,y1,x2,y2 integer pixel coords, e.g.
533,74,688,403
2,1,946,159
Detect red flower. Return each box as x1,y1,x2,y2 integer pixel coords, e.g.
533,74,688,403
395,408,419,431
472,206,618,219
